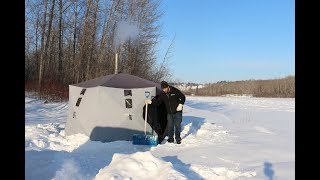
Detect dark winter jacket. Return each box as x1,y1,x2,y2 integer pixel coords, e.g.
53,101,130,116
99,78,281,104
151,86,186,114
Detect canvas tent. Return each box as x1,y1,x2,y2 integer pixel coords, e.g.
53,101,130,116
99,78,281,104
65,73,167,142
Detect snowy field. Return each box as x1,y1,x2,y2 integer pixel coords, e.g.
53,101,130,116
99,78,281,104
25,95,294,180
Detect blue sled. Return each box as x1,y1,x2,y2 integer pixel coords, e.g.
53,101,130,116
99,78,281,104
132,134,158,146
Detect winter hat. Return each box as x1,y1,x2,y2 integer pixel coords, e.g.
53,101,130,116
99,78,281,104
161,81,169,89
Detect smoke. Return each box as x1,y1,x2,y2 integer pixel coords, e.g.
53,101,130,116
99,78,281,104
114,20,140,49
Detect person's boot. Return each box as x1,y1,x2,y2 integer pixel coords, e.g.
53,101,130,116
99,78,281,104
167,138,174,143
158,137,164,144
176,139,181,144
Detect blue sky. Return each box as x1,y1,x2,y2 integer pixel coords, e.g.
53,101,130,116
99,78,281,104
157,0,295,83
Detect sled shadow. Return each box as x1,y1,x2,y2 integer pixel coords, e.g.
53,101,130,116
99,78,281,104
162,156,203,179
26,136,152,180
181,116,205,139
264,161,275,180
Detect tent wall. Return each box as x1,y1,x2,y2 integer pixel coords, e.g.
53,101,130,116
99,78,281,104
65,85,157,142
65,85,102,136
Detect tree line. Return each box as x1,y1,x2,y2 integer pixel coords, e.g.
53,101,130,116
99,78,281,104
25,0,171,100
181,75,295,98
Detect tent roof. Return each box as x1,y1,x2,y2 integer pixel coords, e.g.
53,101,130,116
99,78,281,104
72,73,162,89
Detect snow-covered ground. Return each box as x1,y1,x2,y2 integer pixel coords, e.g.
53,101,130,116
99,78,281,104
25,95,294,180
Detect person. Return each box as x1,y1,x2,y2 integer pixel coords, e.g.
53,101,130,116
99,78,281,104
145,81,186,144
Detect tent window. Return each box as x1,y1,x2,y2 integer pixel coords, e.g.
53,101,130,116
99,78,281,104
76,97,82,106
80,89,86,95
124,90,132,96
125,99,132,108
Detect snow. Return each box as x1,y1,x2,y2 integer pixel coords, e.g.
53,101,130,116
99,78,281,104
94,151,186,180
25,95,294,180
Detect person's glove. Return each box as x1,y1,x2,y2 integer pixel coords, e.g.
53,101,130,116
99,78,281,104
145,99,152,104
176,104,183,111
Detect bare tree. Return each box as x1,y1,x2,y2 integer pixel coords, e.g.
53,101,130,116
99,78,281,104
85,0,99,80
38,0,49,94
191,76,295,98
26,0,169,100
58,0,64,82
153,33,175,82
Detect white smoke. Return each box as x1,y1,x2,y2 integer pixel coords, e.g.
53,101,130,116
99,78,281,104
114,20,140,49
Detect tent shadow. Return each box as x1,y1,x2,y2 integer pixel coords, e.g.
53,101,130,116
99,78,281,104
26,136,152,180
162,155,203,179
181,116,205,139
89,126,150,142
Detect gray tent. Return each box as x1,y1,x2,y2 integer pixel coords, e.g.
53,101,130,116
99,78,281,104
65,73,166,142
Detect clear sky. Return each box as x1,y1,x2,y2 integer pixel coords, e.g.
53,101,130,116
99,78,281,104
157,0,295,83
